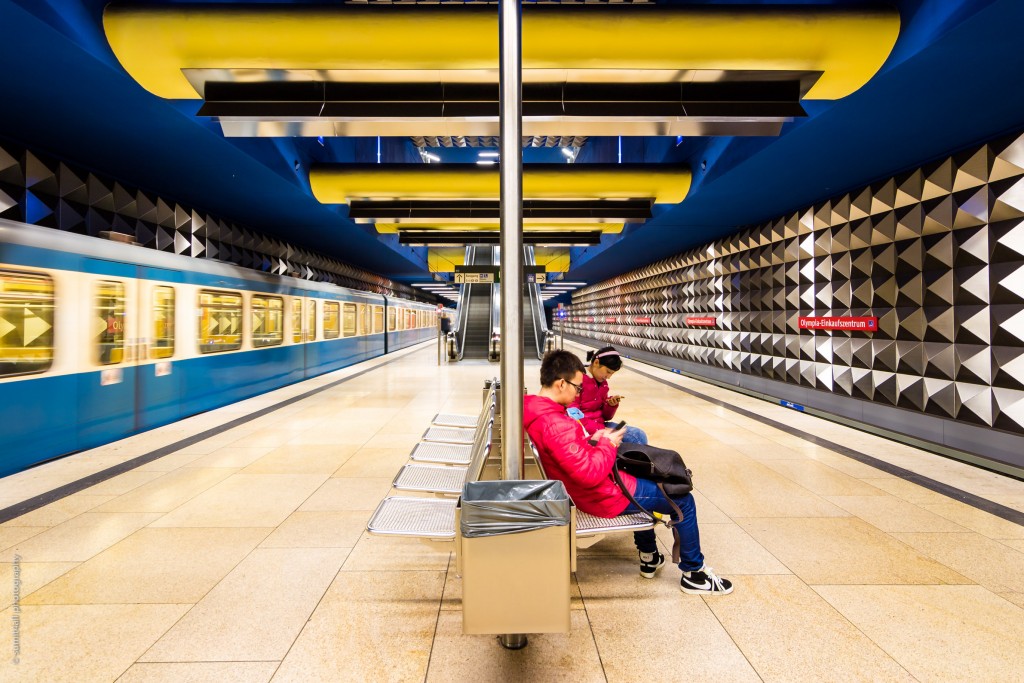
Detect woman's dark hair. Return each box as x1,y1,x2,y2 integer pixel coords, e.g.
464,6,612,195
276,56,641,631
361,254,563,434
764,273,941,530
586,346,622,371
540,350,585,387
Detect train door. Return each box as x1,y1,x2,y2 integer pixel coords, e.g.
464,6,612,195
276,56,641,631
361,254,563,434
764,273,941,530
303,295,317,377
136,266,181,430
78,258,139,449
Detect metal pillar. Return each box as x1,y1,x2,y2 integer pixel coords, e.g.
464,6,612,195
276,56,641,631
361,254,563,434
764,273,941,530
498,0,523,483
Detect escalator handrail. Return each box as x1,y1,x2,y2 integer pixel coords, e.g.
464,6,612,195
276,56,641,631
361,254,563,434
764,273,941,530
455,245,474,360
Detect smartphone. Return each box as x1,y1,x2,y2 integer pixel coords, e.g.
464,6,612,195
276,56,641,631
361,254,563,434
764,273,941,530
588,421,627,446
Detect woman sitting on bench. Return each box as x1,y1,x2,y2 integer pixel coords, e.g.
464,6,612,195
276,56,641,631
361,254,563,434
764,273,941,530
574,346,648,445
524,350,733,595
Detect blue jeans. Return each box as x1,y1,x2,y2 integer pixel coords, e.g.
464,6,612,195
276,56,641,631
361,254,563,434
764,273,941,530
606,421,648,445
623,477,705,572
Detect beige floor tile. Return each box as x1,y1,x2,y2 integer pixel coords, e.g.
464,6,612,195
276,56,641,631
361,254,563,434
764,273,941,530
224,430,294,449
24,527,270,604
576,529,647,559
82,470,168,497
143,547,346,662
425,610,603,683
691,489,733,524
814,584,1024,683
332,448,413,478
1002,539,1024,552
341,532,452,571
0,604,189,681
575,558,761,683
892,531,1024,594
826,495,971,532
361,432,424,450
737,517,971,585
805,451,892,479
300,477,392,510
95,467,236,513
703,575,914,683
0,526,46,553
271,570,444,683
997,590,1024,608
117,662,279,683
241,444,359,475
150,474,327,528
729,441,814,461
2,494,117,527
5,512,161,563
260,510,370,548
133,448,213,471
694,460,850,518
857,477,955,506
184,446,276,469
0,561,77,609
665,523,791,575
919,502,1024,540
761,460,888,496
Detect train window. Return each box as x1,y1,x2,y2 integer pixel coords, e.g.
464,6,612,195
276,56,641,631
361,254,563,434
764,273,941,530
323,301,340,339
342,303,357,337
387,307,396,332
0,270,55,377
306,299,316,341
96,280,126,365
356,303,366,336
373,305,384,334
398,308,406,331
198,290,242,354
252,295,284,347
151,286,175,359
291,299,302,343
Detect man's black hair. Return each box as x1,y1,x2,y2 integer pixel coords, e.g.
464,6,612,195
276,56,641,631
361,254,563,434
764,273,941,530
586,346,623,371
540,350,585,387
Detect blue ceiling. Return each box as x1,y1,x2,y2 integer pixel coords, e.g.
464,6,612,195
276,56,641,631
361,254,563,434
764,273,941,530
2,0,1021,288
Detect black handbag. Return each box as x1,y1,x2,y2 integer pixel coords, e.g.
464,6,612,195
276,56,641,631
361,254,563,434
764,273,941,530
611,444,694,563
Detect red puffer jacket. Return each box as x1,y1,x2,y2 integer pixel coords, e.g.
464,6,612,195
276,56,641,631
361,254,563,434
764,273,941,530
572,373,619,435
523,394,635,518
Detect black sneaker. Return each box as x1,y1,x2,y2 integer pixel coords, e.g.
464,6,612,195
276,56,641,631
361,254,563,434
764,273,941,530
639,551,665,579
680,565,733,595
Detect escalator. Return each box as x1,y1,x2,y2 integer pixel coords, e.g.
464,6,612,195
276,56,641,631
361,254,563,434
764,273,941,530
523,247,552,360
457,246,494,360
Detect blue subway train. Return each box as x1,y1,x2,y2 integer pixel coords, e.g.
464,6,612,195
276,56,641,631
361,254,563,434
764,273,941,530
0,220,437,477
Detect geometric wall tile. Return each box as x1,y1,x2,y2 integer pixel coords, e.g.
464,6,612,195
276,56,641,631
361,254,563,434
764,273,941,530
924,158,954,201
956,383,994,426
924,342,957,380
875,370,899,405
993,387,1024,432
992,346,1024,390
990,178,1024,223
896,373,925,411
956,306,991,345
923,377,956,417
993,307,1024,346
991,261,1024,305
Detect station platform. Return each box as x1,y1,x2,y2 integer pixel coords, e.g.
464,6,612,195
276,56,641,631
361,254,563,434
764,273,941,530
1,339,1023,682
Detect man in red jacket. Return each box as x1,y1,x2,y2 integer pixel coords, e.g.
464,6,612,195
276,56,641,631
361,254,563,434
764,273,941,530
524,350,732,595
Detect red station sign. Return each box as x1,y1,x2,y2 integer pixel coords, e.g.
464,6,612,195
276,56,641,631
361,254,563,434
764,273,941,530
605,317,617,323
686,317,718,327
634,316,652,325
798,316,879,332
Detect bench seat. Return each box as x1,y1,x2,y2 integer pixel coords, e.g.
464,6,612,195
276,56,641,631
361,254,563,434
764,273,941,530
367,497,458,539
431,413,478,428
410,441,473,464
422,425,476,445
393,463,468,495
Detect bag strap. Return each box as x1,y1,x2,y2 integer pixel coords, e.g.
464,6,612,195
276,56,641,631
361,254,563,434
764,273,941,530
611,464,686,563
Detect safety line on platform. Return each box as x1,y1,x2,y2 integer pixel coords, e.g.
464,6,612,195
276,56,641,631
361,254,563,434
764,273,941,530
0,343,432,524
625,364,1024,527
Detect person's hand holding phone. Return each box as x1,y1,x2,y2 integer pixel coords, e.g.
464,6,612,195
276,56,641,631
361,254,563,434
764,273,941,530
605,395,624,406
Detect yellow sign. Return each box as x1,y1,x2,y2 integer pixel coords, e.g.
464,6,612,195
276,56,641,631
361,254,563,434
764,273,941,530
454,272,494,284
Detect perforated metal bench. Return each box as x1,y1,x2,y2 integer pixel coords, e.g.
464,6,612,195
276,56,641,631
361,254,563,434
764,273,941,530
410,441,474,465
421,425,477,444
431,413,478,428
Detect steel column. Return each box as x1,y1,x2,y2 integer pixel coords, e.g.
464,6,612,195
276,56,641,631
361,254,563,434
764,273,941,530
498,0,523,482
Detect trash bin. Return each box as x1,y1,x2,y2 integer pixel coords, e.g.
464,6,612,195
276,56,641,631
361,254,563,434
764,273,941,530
457,480,575,635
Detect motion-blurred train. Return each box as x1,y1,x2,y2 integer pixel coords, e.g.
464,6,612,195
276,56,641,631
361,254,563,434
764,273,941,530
0,220,437,477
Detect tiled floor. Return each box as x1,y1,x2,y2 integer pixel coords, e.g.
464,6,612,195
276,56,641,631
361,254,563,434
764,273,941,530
1,339,1023,682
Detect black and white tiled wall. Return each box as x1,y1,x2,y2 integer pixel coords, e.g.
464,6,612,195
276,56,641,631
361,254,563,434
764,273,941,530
565,131,1024,464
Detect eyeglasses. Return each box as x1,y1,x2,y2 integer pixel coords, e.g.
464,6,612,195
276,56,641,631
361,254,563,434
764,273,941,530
563,378,584,395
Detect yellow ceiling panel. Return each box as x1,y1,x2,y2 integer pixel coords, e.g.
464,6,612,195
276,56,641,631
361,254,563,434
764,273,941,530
105,6,898,101
374,222,624,234
313,164,689,204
